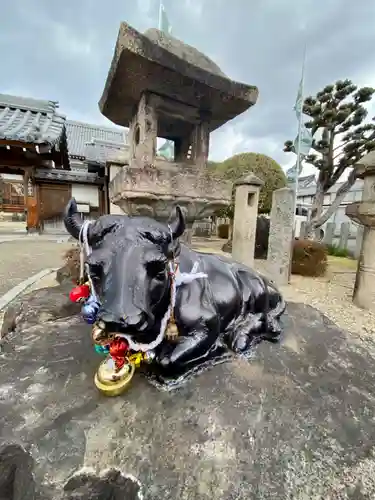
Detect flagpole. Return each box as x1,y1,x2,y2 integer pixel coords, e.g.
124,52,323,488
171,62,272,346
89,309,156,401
288,42,307,283
293,42,307,223
158,0,162,30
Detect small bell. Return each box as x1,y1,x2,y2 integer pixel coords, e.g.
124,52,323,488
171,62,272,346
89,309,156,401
82,295,100,324
69,284,90,303
166,320,179,340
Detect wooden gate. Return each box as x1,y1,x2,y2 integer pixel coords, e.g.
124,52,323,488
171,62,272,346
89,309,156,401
38,183,71,233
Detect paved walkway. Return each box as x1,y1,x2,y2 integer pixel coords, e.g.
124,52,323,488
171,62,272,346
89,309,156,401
0,239,73,296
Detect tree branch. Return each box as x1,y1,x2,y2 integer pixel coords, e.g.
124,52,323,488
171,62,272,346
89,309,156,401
311,168,358,228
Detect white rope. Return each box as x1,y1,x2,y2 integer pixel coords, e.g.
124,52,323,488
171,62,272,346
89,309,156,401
78,220,99,300
116,261,208,352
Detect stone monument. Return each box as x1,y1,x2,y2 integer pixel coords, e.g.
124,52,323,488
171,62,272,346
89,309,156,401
267,187,294,286
232,174,263,268
346,151,375,311
99,23,259,237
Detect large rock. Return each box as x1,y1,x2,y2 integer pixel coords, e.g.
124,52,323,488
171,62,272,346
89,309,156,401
1,287,375,498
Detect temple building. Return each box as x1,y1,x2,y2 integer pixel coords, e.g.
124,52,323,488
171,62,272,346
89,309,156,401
0,93,128,232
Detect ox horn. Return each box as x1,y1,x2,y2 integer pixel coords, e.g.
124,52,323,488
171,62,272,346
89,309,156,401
64,198,85,240
169,205,185,240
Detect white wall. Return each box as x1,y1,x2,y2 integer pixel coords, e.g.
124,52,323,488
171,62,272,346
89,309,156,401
71,184,99,207
1,173,23,181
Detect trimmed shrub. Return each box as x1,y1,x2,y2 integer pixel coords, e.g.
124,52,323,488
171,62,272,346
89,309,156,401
254,215,269,259
326,244,350,258
218,223,229,239
221,215,270,259
292,239,328,277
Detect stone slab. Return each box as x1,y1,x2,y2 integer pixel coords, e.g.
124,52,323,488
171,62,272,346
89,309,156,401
1,292,375,498
98,23,258,131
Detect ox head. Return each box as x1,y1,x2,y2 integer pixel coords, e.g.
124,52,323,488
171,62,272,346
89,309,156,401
64,199,185,340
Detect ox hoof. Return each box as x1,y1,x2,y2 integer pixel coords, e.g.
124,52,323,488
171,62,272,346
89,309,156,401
158,355,172,368
232,333,250,353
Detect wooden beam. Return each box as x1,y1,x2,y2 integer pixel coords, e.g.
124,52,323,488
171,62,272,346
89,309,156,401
0,166,26,175
0,139,37,150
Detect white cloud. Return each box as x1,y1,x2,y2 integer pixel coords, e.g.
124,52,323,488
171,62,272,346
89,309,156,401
209,125,246,161
136,0,156,29
52,23,93,58
182,0,203,19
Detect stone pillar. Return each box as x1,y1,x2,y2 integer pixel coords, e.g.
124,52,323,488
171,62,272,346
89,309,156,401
232,174,263,268
323,222,335,246
353,226,375,310
128,92,157,167
346,151,375,311
267,187,294,286
339,222,350,249
354,225,364,259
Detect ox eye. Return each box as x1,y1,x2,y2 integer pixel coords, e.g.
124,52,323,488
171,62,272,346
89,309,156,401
147,260,167,280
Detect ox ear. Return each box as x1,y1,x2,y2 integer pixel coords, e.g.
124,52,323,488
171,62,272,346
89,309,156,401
64,198,84,240
168,205,185,240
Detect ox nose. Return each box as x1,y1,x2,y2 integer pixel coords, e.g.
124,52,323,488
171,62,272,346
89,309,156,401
97,309,148,331
97,309,125,326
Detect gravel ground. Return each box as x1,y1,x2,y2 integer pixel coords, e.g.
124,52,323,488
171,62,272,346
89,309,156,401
0,239,72,296
266,261,375,339
192,238,375,340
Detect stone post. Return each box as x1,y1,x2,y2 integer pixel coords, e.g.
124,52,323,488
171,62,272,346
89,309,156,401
232,174,263,268
323,222,335,246
267,187,295,286
346,151,375,311
339,222,350,249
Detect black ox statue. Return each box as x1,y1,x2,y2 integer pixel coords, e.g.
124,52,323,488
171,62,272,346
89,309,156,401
64,199,286,395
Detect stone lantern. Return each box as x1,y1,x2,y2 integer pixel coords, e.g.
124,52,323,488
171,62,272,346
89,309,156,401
345,151,375,311
99,23,259,239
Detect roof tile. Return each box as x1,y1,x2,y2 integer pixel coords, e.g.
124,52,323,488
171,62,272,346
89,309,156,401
0,93,66,146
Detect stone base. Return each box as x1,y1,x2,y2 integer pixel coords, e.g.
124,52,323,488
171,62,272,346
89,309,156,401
109,158,231,222
2,293,375,499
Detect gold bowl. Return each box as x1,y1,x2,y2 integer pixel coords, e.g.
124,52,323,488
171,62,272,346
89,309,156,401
94,356,135,397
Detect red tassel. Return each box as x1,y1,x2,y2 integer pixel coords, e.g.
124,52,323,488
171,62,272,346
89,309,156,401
69,284,90,303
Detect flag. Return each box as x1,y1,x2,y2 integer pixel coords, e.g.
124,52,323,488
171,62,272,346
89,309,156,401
157,139,174,160
286,162,303,181
294,75,304,121
293,126,313,157
159,3,172,34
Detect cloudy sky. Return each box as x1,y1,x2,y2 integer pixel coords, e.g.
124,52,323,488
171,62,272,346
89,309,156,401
2,0,375,174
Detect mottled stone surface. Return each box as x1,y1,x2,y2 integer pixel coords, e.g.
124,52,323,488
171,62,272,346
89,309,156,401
0,283,79,339
346,157,375,311
109,158,231,221
2,285,375,498
267,187,294,286
232,174,263,268
98,22,258,131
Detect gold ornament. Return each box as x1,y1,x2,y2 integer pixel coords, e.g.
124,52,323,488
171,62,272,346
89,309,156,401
94,357,135,397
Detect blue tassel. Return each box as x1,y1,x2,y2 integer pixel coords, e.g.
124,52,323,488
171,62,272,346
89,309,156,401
82,295,100,325
94,344,109,355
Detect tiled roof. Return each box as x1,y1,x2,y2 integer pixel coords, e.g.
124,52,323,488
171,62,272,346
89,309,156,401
85,138,128,165
66,120,126,159
0,93,66,146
